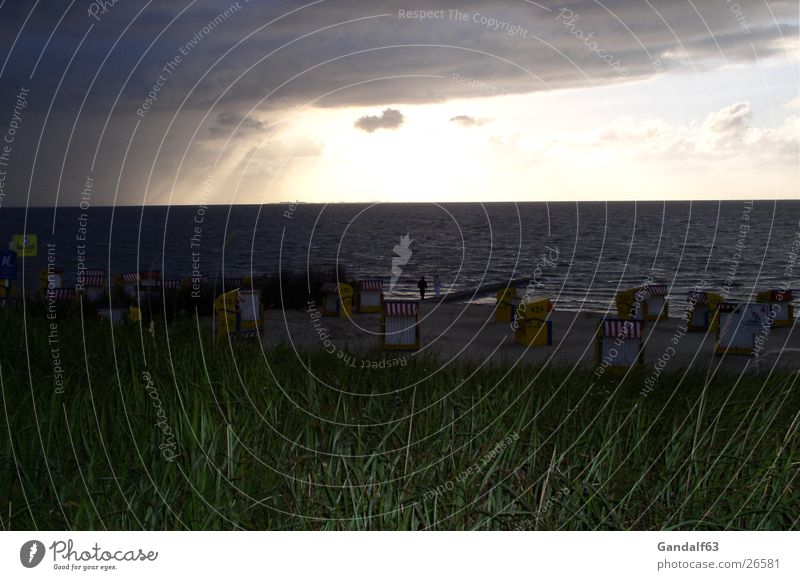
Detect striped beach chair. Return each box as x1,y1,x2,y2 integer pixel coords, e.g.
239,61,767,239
595,319,644,369
356,280,384,313
616,284,669,321
686,291,723,331
381,300,420,350
755,289,793,328
79,268,107,303
82,275,107,302
45,288,76,305
117,270,175,293
117,272,140,300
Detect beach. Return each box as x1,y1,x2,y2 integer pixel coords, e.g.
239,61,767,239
261,301,799,373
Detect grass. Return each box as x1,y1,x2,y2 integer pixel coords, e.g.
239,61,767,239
0,308,798,530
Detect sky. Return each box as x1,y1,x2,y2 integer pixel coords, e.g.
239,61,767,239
0,0,797,206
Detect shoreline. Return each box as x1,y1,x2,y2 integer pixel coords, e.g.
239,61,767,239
9,283,797,373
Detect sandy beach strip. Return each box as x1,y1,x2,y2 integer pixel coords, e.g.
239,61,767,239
258,301,799,373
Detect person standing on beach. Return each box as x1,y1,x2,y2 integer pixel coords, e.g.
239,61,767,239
417,276,427,300
433,274,441,298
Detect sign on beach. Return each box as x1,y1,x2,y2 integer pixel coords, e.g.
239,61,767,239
12,234,37,257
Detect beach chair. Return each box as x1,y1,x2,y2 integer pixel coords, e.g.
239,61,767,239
320,282,353,318
356,280,384,313
756,289,793,328
514,296,553,347
686,291,723,331
495,287,525,323
116,272,140,300
42,287,77,317
615,284,669,321
595,319,644,369
39,267,76,309
79,268,107,303
715,302,768,355
116,272,178,322
48,288,76,302
39,267,64,294
381,300,420,350
214,288,264,339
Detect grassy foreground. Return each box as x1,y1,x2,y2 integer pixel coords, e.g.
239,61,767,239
1,311,798,530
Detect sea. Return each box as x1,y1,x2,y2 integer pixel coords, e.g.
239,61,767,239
2,200,798,313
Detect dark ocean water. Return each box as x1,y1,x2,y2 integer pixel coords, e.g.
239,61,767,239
2,201,798,312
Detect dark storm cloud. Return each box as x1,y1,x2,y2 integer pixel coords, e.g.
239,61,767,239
209,111,269,136
0,0,796,205
3,0,796,113
354,108,404,132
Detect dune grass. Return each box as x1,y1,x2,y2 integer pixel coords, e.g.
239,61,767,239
1,309,798,530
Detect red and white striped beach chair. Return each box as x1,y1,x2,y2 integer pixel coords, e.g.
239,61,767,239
356,280,384,313
381,300,420,350
595,318,644,369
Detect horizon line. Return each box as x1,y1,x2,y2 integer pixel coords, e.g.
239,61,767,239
4,198,798,209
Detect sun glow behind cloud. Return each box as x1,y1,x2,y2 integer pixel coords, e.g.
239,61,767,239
238,59,798,204
1,0,797,206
